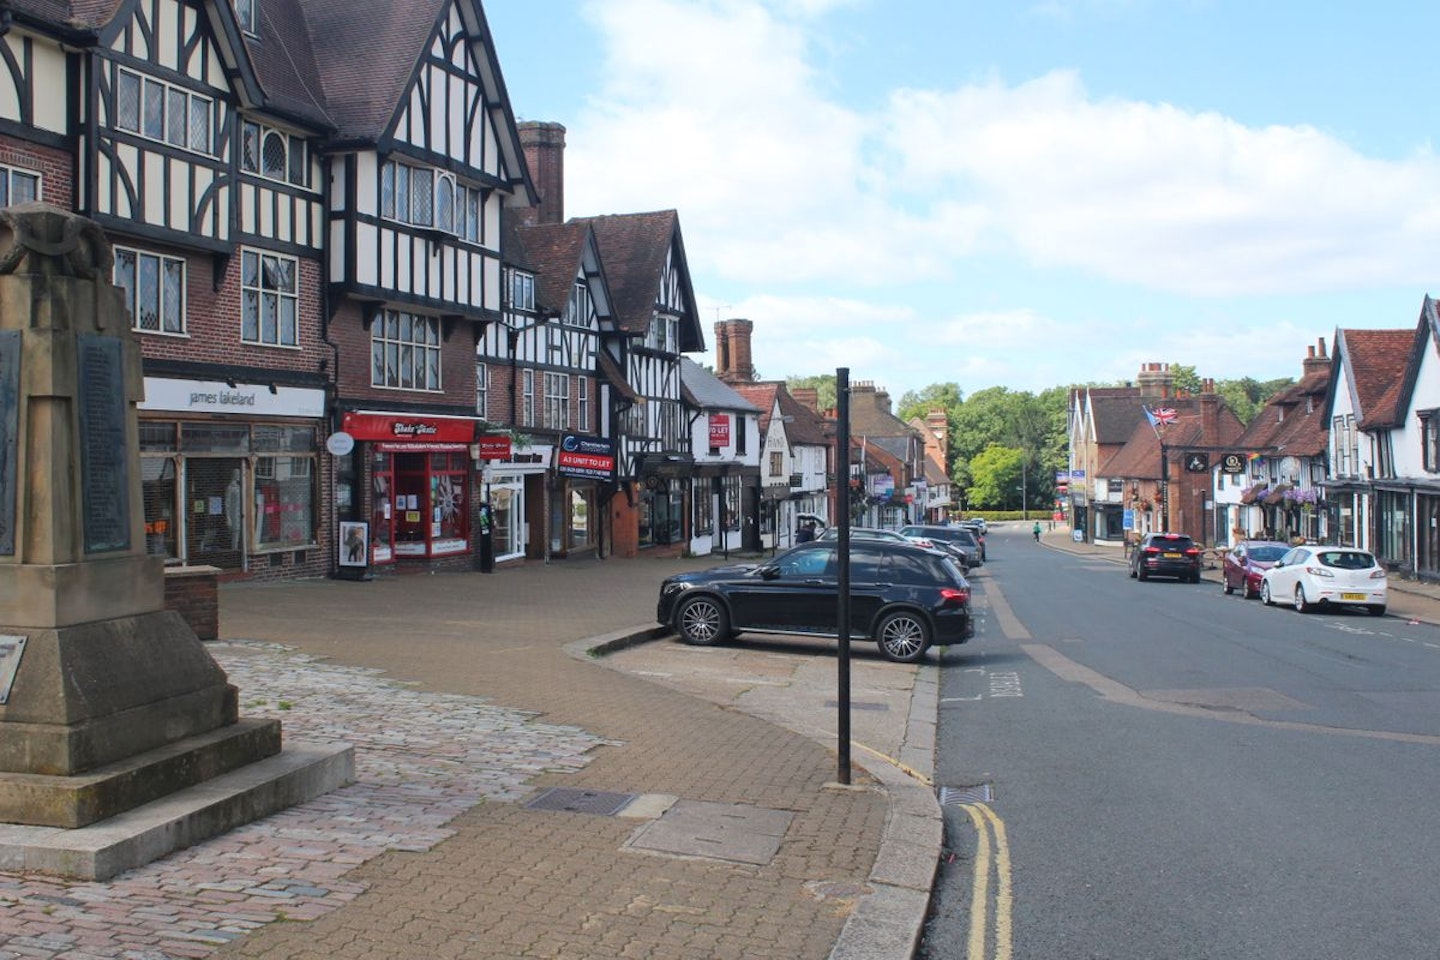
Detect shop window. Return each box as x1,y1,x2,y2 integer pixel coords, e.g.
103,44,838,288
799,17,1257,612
253,455,314,550
570,489,591,549
391,451,469,558
186,458,246,569
141,457,178,558
492,485,515,557
693,482,714,535
370,450,394,563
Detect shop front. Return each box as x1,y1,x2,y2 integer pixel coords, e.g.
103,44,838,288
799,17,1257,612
340,411,480,569
138,376,328,579
479,441,552,565
553,434,616,559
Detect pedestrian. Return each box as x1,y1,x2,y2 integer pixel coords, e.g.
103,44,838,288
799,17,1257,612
1032,521,1042,542
796,520,815,543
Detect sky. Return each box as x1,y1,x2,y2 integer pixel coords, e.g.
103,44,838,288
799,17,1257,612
484,0,1440,402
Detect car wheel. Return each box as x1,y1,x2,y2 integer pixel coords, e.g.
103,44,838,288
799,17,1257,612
1260,581,1273,605
1293,585,1310,614
675,595,729,646
1138,566,1149,581
1368,604,1387,617
1190,571,1202,584
1243,580,1258,600
875,611,930,663
1223,576,1234,595
1129,564,1137,579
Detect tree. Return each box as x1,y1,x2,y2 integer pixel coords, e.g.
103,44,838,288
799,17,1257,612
967,444,1024,509
785,374,837,412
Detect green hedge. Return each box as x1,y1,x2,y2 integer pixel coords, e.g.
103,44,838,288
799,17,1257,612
956,511,1067,523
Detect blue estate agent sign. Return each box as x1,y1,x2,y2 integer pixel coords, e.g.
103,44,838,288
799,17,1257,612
556,434,616,480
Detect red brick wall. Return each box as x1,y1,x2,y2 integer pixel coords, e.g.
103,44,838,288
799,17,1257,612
164,566,219,641
0,137,75,209
331,299,482,413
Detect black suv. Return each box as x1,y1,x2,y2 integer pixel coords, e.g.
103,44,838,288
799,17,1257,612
656,540,974,663
1129,532,1202,583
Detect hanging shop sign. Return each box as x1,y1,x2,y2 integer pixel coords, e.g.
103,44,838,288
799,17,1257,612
477,434,513,460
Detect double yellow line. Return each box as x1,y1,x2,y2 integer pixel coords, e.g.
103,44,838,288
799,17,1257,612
959,802,1013,960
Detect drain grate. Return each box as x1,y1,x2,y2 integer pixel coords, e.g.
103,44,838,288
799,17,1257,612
525,787,637,816
937,783,993,805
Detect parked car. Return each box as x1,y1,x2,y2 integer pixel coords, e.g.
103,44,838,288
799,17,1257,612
817,525,937,551
900,524,983,566
656,540,974,663
1128,532,1202,583
1222,540,1290,598
955,521,988,560
1259,545,1387,615
961,517,987,536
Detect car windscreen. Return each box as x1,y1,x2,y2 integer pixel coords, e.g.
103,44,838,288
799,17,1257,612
1247,546,1287,562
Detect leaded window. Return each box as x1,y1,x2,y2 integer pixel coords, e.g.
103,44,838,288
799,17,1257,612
115,68,211,155
476,362,488,418
371,310,441,391
0,165,39,207
380,160,482,240
234,0,258,34
241,249,299,347
543,372,570,431
114,246,186,335
240,119,308,186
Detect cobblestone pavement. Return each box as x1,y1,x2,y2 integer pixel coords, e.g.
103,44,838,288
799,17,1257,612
0,641,609,959
0,554,922,960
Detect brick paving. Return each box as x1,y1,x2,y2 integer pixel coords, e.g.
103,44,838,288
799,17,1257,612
0,555,903,960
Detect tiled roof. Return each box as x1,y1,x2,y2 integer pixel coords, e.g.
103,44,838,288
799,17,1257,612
1233,370,1330,458
1089,394,1149,445
1097,396,1244,479
516,220,594,317
571,211,704,351
731,382,831,445
245,0,334,129
1337,328,1413,428
680,357,761,412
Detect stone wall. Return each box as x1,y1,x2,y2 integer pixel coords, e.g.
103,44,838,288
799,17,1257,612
164,566,220,641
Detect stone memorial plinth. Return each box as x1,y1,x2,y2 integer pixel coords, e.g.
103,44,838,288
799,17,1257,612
0,204,351,877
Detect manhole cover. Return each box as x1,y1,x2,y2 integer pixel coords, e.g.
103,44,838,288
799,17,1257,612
627,800,794,865
525,787,637,816
938,783,993,805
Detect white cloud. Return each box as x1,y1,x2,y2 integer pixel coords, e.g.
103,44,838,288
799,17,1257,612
560,0,1435,396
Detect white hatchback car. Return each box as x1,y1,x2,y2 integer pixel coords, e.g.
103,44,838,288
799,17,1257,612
1259,545,1387,616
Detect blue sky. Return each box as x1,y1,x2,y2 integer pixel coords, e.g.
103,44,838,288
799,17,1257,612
485,0,1440,401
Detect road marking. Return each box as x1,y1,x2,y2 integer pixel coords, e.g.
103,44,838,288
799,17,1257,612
961,801,1013,960
980,582,1031,641
1022,642,1440,745
988,672,1023,698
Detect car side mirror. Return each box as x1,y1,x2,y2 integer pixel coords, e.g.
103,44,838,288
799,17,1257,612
758,565,781,580
1272,560,1283,568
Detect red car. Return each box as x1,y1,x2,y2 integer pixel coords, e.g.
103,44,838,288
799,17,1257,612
1222,540,1290,599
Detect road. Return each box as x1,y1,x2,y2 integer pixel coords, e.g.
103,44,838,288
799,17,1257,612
919,523,1440,960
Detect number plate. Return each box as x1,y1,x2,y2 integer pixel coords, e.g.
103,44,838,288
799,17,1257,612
1163,552,1182,559
1341,592,1366,601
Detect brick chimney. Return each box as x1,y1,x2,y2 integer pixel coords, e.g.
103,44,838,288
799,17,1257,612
518,121,565,226
1302,337,1329,377
791,387,819,410
1136,362,1174,399
1200,377,1218,441
926,409,949,462
714,318,754,383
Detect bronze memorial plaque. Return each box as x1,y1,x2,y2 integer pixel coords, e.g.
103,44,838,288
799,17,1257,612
0,330,16,556
76,333,130,553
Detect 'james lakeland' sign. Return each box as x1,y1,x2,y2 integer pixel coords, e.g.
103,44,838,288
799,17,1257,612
140,377,326,418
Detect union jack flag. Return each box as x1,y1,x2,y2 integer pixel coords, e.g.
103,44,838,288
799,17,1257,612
1145,406,1178,427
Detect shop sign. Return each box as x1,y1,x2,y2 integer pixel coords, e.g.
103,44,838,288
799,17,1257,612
342,411,475,444
478,434,512,460
142,377,325,418
708,414,731,448
558,434,616,480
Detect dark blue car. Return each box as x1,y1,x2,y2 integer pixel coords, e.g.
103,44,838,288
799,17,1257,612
656,540,974,663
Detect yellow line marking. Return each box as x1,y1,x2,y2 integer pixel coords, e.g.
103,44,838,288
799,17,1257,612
960,802,1014,960
850,740,934,786
961,803,991,960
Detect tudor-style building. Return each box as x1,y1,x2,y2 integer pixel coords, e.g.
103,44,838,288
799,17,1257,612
517,121,705,558
317,0,533,571
483,213,615,563
3,0,335,578
0,0,534,579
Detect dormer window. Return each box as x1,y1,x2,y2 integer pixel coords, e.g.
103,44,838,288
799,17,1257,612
380,159,482,242
508,269,535,312
234,0,258,35
647,316,678,352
